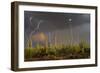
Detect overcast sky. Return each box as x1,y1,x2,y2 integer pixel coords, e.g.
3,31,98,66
24,11,90,48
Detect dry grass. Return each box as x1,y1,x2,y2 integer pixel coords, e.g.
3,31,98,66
24,41,90,61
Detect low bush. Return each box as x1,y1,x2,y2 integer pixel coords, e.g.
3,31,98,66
24,42,90,61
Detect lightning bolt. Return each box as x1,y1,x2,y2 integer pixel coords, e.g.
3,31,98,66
26,16,44,48
29,16,44,38
30,20,43,37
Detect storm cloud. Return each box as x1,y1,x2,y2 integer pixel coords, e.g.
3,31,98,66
24,11,90,48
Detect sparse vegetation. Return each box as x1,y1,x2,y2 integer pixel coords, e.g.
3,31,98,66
24,41,90,61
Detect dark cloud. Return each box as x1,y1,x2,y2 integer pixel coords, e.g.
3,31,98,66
24,11,90,32
24,11,90,48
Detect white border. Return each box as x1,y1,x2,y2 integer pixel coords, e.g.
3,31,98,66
18,5,96,68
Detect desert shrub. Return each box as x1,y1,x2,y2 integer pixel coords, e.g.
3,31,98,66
24,48,35,59
73,45,81,53
46,48,57,56
25,40,90,61
38,48,47,57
